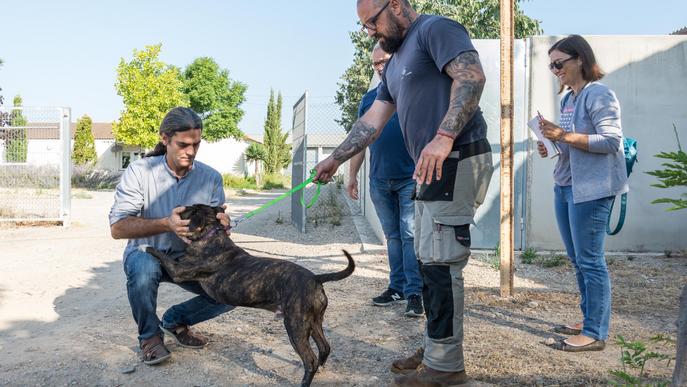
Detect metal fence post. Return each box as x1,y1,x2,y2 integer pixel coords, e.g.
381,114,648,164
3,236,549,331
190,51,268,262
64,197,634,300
60,107,71,227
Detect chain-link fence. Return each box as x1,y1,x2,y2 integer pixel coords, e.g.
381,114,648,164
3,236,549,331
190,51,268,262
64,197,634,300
291,93,363,232
0,107,71,225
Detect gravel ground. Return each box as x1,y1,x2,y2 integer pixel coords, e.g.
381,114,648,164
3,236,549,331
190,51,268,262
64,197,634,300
0,188,684,386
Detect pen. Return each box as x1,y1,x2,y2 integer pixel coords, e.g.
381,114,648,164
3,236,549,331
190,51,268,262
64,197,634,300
537,110,544,122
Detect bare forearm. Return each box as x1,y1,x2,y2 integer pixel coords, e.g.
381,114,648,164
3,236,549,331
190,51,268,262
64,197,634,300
331,120,377,163
348,149,365,178
110,216,170,239
438,52,486,138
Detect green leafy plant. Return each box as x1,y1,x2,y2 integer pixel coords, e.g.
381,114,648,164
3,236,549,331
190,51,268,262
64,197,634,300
609,334,674,386
646,125,687,211
72,115,97,166
222,174,257,190
540,254,567,268
520,247,538,264
261,173,289,190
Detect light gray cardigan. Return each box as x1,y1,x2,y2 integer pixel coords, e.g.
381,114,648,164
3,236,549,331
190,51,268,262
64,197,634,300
562,81,629,203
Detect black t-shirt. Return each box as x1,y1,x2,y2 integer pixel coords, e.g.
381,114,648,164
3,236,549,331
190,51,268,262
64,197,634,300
377,14,487,162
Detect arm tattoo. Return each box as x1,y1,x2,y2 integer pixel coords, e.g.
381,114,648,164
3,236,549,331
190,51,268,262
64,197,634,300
438,51,486,138
331,120,376,163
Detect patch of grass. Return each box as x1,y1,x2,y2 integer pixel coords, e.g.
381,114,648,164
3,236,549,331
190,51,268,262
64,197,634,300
223,174,257,190
540,254,567,268
72,191,93,199
261,173,290,190
521,247,538,264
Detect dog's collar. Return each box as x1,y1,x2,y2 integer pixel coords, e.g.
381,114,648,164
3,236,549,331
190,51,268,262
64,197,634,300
197,224,225,242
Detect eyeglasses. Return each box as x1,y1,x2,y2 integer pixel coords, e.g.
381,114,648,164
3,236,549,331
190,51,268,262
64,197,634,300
360,1,390,33
372,58,389,69
548,56,576,71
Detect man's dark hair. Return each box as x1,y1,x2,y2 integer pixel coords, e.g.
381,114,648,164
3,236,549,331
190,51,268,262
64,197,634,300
549,34,605,94
145,107,203,157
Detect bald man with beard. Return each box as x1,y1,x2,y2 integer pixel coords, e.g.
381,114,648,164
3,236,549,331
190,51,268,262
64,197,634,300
314,1,493,385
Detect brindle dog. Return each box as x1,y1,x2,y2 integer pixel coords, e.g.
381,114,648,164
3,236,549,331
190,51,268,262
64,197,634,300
140,204,355,387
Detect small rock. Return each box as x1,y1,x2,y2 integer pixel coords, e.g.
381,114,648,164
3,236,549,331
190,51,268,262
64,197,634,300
544,337,556,346
120,365,136,374
527,301,539,308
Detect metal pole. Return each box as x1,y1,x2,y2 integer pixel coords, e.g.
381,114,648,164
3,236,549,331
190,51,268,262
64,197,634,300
499,0,515,297
60,107,72,227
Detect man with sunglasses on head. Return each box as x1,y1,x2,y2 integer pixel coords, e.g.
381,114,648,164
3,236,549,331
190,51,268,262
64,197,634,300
314,0,493,385
347,43,423,318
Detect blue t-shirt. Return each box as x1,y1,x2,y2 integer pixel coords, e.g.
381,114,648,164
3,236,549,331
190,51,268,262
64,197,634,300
377,15,488,162
358,88,415,179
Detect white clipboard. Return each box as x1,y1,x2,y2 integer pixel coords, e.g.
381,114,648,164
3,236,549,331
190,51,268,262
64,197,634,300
527,116,560,158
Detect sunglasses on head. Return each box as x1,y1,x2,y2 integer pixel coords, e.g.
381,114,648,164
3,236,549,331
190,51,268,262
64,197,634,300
549,56,577,70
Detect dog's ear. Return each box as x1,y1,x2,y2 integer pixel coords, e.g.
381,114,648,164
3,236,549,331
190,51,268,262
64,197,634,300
214,206,225,215
179,206,195,220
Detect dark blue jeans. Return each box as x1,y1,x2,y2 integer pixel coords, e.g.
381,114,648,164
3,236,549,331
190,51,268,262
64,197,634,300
369,176,423,297
554,185,613,340
123,249,235,344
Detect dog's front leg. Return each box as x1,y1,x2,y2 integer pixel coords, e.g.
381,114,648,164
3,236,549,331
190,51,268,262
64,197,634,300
138,245,203,282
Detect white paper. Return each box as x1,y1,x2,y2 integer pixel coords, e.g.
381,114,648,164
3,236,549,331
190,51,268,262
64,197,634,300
527,116,560,158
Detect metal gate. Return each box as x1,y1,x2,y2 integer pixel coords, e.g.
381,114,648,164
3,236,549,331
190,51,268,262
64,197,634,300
0,107,71,225
290,92,362,233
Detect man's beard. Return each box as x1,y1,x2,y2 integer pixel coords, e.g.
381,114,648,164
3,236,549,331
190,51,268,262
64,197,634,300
376,17,404,53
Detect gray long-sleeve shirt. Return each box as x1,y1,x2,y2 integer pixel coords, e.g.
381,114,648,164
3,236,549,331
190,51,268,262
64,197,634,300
108,155,225,259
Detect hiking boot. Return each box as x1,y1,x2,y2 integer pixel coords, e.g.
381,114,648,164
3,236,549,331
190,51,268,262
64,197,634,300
140,335,171,365
372,288,404,306
404,294,424,317
390,348,424,374
160,324,208,349
392,364,469,386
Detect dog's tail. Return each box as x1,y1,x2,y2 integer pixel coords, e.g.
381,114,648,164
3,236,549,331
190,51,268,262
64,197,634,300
315,250,355,283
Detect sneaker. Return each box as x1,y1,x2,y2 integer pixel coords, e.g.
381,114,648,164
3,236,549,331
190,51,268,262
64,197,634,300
404,294,424,317
160,324,208,349
372,288,405,306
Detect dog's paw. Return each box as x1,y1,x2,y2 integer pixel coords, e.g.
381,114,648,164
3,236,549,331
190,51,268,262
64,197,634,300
138,244,151,253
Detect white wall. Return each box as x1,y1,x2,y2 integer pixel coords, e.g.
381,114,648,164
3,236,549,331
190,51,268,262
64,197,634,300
194,137,253,176
527,35,687,252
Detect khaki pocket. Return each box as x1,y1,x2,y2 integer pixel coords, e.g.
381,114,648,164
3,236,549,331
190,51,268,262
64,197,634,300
431,223,470,263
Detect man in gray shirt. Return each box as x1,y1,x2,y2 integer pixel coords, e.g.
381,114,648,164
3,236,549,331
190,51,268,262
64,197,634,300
109,107,233,366
314,1,493,385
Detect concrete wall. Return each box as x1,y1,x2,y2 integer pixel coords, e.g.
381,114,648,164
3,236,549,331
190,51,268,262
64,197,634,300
527,36,687,252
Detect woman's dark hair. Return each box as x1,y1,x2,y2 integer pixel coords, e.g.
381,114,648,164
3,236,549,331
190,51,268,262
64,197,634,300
144,107,203,157
549,34,605,94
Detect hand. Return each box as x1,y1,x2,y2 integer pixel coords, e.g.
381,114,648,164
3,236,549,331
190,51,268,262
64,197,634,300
216,204,231,235
537,141,548,158
313,156,341,184
540,119,566,142
167,206,191,244
347,177,359,200
414,133,454,184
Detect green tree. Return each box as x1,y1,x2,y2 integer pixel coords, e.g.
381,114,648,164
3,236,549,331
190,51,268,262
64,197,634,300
262,90,291,174
6,95,28,162
335,0,543,132
113,44,188,149
183,57,247,142
244,141,267,180
72,114,97,166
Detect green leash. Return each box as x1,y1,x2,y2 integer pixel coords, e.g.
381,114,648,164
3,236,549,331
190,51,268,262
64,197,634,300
231,170,321,227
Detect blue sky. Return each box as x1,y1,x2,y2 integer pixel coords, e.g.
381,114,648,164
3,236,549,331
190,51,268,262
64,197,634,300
1,0,684,136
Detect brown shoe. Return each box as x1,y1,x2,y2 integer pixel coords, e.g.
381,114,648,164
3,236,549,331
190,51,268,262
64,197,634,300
160,324,208,348
392,364,469,386
140,335,171,365
390,348,424,374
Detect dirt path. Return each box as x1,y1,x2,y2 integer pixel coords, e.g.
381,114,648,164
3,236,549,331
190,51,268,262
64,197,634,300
0,189,684,386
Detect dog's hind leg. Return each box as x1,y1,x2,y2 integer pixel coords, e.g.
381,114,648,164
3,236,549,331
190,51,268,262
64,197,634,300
284,316,318,387
311,318,330,368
